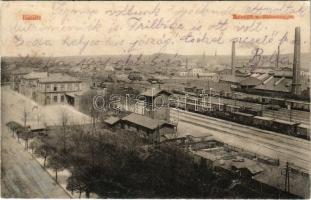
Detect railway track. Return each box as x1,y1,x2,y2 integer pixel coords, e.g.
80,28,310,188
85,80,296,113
175,94,310,125
171,109,311,171
263,109,310,125
171,109,310,149
172,113,310,154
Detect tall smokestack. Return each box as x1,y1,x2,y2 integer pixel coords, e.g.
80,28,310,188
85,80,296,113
276,45,280,68
231,41,236,76
291,27,301,95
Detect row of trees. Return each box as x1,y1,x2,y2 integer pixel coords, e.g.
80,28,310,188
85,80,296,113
20,119,239,198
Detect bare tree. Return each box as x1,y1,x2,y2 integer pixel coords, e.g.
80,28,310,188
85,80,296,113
60,110,69,153
22,107,29,129
47,152,65,183
34,139,53,167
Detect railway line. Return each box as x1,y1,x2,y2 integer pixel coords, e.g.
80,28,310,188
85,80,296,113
170,109,311,172
263,109,310,125
171,110,310,151
175,94,310,126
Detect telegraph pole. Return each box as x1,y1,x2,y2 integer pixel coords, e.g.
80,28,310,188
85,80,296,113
285,162,290,193
282,162,291,193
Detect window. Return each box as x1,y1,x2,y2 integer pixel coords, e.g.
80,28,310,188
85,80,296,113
61,95,64,102
53,95,58,102
54,85,57,91
68,83,72,91
60,84,65,91
46,96,51,104
46,84,50,89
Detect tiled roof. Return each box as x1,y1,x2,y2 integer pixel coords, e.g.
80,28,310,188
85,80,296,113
39,73,81,83
122,113,166,130
23,72,48,79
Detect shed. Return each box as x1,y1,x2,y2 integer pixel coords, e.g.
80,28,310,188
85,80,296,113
121,113,175,143
104,116,121,128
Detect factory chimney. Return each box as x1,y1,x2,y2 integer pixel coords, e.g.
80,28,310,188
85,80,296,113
291,27,301,95
231,41,236,76
46,66,49,77
276,44,280,69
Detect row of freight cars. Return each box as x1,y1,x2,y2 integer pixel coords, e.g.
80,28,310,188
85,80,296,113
175,88,310,111
174,99,310,140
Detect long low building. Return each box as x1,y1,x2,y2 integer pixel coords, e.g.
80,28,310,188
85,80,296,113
104,113,176,144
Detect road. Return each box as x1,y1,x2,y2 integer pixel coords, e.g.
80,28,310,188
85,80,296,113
1,86,90,198
1,125,70,198
171,109,311,172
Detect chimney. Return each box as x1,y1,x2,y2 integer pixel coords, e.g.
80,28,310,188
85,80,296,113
231,41,236,76
46,66,49,77
276,44,280,68
291,27,301,95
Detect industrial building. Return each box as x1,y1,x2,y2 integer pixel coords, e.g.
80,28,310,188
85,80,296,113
218,27,309,99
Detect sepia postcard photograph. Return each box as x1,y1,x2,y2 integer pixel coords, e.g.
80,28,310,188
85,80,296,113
1,1,310,199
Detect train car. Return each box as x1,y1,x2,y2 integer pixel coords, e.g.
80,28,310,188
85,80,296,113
253,116,274,130
289,100,310,111
240,107,262,116
210,102,224,111
271,119,299,136
297,124,310,140
225,104,240,113
231,112,254,125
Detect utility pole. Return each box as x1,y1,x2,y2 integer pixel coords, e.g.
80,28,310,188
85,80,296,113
282,162,291,193
284,162,290,193
44,83,47,105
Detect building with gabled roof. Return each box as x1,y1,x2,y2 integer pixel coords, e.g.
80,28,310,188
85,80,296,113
121,113,175,144
18,71,82,105
37,73,82,105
